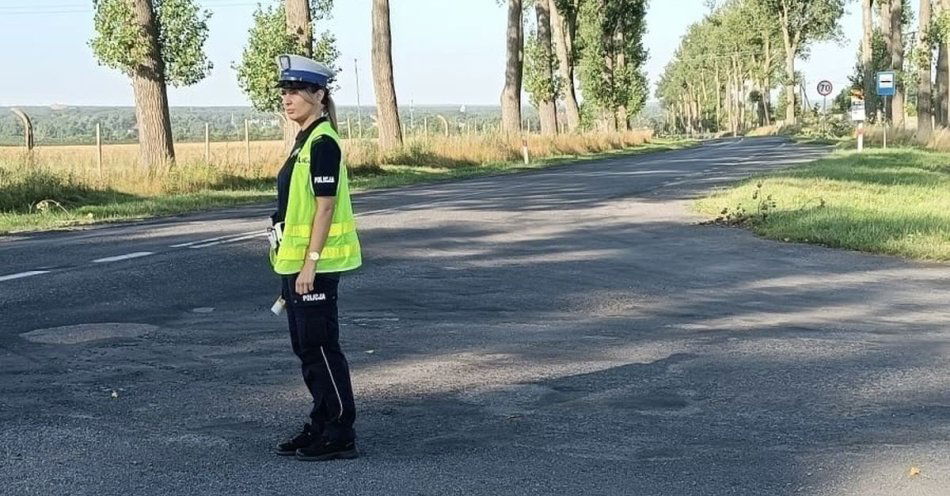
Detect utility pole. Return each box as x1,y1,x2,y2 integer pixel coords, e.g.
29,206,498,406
354,58,363,138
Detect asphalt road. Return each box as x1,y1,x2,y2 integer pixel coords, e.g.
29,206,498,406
1,137,948,496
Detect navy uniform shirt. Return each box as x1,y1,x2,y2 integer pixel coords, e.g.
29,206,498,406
272,117,341,225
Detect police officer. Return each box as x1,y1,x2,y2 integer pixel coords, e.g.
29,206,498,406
268,54,362,461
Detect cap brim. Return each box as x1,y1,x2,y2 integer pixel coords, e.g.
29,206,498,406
276,81,319,89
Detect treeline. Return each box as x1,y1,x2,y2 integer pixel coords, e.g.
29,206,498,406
0,107,276,146
657,0,846,135
660,0,950,142
505,0,649,135
0,106,532,146
9,1,652,164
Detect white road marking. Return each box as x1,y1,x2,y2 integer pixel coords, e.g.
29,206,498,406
190,232,265,249
170,230,259,248
0,270,49,282
93,252,154,264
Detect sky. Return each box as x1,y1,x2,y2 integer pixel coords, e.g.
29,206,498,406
0,0,877,108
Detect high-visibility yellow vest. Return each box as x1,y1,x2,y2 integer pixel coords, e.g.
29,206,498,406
271,120,362,274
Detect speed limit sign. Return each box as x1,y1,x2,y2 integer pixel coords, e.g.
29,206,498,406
817,80,833,96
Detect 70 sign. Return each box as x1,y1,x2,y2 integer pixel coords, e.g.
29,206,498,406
817,80,833,96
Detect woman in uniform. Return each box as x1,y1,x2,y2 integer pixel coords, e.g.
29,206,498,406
268,54,362,462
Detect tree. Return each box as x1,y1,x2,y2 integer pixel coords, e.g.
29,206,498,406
848,29,890,122
501,0,525,135
757,0,845,124
578,0,649,131
879,0,906,127
918,0,933,141
90,0,212,168
933,0,950,124
657,0,786,135
526,0,560,134
862,0,877,120
747,0,784,126
372,0,403,149
551,0,581,131
235,1,338,146
286,0,312,57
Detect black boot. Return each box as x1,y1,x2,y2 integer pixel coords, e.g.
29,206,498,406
275,424,318,456
295,438,359,461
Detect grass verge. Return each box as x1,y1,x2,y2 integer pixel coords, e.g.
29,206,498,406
694,148,950,261
0,138,695,234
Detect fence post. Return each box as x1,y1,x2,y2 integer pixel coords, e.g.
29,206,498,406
437,115,449,137
205,123,211,163
244,119,251,167
96,123,103,179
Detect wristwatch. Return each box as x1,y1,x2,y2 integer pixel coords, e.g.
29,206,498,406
307,251,321,262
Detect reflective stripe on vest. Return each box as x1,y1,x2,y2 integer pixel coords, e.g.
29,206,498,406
271,120,362,275
282,220,356,238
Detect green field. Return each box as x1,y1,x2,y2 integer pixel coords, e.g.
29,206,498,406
695,149,950,261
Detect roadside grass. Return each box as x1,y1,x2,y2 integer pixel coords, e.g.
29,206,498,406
695,148,950,261
0,132,695,234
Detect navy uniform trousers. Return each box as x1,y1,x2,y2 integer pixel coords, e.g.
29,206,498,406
280,273,356,443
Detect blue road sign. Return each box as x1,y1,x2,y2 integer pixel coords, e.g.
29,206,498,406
877,71,896,97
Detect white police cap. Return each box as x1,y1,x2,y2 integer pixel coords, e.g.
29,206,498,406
276,54,335,88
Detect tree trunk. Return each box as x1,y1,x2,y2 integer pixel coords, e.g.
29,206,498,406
613,29,629,131
727,81,735,134
700,73,709,130
501,0,524,135
879,0,894,122
777,5,798,124
371,0,403,150
549,0,580,132
10,108,34,150
938,44,949,125
536,0,558,135
285,0,312,57
761,34,773,126
938,1,950,126
919,0,933,142
889,0,905,128
131,0,174,168
715,64,722,131
282,0,311,151
784,53,796,123
862,0,877,120
733,55,744,133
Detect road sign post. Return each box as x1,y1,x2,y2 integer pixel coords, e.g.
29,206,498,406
817,81,833,134
817,80,833,114
877,71,896,150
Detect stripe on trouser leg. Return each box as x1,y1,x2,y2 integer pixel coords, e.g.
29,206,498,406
320,346,345,421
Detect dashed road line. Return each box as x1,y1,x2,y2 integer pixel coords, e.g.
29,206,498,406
93,252,154,264
0,270,49,282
